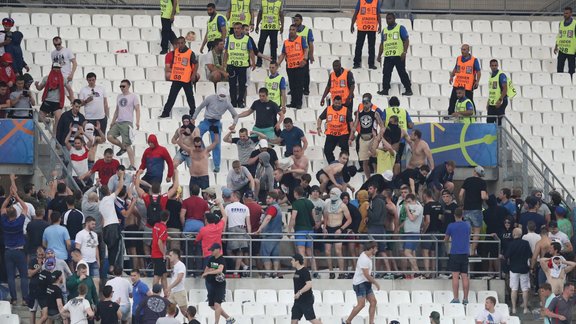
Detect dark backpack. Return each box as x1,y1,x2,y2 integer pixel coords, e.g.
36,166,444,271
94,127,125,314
147,195,163,227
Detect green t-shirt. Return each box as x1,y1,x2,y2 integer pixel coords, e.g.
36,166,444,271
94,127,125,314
558,218,573,238
292,198,315,231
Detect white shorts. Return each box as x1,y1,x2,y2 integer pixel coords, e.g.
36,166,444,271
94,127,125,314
509,272,530,291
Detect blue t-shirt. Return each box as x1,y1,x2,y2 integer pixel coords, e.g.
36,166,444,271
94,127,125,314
216,16,227,29
279,126,305,155
446,220,471,255
132,280,150,316
281,36,308,54
499,200,516,217
296,25,314,43
1,214,25,248
381,23,409,41
42,224,70,260
454,56,481,72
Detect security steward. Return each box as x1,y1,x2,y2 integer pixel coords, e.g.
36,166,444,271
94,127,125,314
351,0,381,69
277,24,308,109
350,93,383,178
255,0,284,67
316,95,354,163
224,22,256,108
200,3,228,53
452,87,476,124
555,6,576,75
486,59,515,125
227,0,257,34
377,12,412,96
320,60,355,110
159,0,178,54
448,44,481,115
159,36,199,118
293,14,315,95
264,61,287,111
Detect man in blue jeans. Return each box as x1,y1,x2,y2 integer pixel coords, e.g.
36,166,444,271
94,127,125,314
343,242,380,324
458,165,487,256
1,180,29,305
192,87,239,173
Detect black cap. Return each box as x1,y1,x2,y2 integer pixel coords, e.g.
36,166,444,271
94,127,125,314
51,270,63,283
525,196,538,208
292,253,304,265
152,283,163,293
209,243,222,251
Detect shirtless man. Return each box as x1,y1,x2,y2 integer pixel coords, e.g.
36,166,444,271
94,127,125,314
171,114,200,168
177,126,219,190
316,151,350,194
540,256,576,295
286,144,309,180
372,115,412,175
407,129,434,170
322,187,352,279
532,226,553,277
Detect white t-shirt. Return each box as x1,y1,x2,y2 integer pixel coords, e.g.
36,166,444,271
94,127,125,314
106,276,132,306
403,203,424,233
79,85,107,120
522,232,541,253
99,193,120,227
51,47,75,78
63,297,91,324
75,229,99,263
170,261,186,293
475,309,506,324
13,202,35,235
352,252,372,285
549,231,571,251
70,146,90,176
116,93,140,123
225,202,250,228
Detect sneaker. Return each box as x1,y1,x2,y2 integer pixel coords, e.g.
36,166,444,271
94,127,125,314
226,318,236,324
462,299,469,306
405,274,414,279
213,167,220,173
377,90,389,96
353,64,361,69
338,273,346,279
382,273,395,279
159,50,168,55
329,273,336,279
116,148,127,156
238,103,245,108
450,299,460,304
312,273,320,279
158,113,170,118
523,308,530,314
303,90,310,95
438,273,452,279
369,65,378,70
402,90,413,96
375,273,383,279
127,166,136,171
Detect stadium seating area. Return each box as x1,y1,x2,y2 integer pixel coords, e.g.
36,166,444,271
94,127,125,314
10,11,573,193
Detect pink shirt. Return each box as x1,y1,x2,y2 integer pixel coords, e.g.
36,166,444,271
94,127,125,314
115,93,139,123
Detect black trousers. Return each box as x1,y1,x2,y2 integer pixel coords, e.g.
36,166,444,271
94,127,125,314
103,223,124,272
228,65,248,106
162,81,196,116
257,29,279,65
324,134,349,163
354,31,376,67
557,51,576,75
486,97,508,126
448,88,475,115
287,66,306,106
303,61,310,93
160,18,177,52
382,56,412,92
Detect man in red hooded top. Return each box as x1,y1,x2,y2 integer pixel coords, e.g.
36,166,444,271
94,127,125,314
0,53,16,88
139,134,175,185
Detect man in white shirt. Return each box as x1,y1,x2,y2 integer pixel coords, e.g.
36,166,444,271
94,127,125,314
522,221,541,253
50,36,76,97
106,267,133,324
549,221,574,254
402,193,424,278
475,296,507,324
79,72,109,134
166,249,188,317
99,172,125,273
224,191,251,274
74,216,100,292
107,79,140,170
343,241,380,324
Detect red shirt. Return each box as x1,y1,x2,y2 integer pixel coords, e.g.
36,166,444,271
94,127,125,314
151,222,168,258
246,201,263,232
195,219,226,257
91,159,120,185
142,193,169,228
165,51,174,66
181,196,209,221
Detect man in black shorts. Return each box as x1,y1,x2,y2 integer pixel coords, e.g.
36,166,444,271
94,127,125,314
444,207,472,304
290,254,322,324
202,243,235,324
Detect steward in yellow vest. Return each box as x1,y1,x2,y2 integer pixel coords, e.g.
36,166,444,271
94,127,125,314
255,0,284,66
452,87,476,124
486,59,515,125
201,3,228,53
376,13,412,96
159,0,179,54
555,7,576,74
224,22,256,108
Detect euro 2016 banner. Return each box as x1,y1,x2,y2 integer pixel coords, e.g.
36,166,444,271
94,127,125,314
413,123,498,167
0,119,35,164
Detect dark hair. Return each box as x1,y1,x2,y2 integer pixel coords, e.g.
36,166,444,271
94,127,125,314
259,87,269,95
85,216,95,224
56,183,67,194
102,285,113,298
187,305,197,317
455,207,463,218
565,6,573,12
552,241,562,253
501,188,511,199
207,3,215,8
233,22,243,27
267,191,279,200
486,296,496,305
0,81,6,88
388,96,400,107
161,210,170,222
66,195,75,206
420,165,431,173
405,193,416,201
130,268,141,275
118,185,127,198
72,99,82,105
214,38,224,45
190,184,200,196
423,189,434,199
564,282,575,290
24,183,34,194
294,186,305,197
50,211,62,223
446,160,456,168
71,248,81,254
193,136,202,144
78,283,88,296
333,95,342,102
239,127,248,134
386,12,396,18
167,303,177,316
77,263,87,270
412,129,422,139
169,248,181,258
269,61,277,66
120,79,131,86
310,185,320,193
52,36,62,42
541,282,552,291
364,241,377,251
86,72,96,79
113,267,123,276
489,59,498,65
526,221,536,232
283,117,293,124
301,173,312,183
289,23,297,29
150,182,161,194
104,148,114,155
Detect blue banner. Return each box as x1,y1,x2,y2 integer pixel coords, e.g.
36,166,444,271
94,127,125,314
0,119,34,165
413,123,498,167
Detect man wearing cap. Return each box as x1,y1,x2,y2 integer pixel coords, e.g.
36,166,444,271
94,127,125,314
202,242,235,324
290,253,321,324
2,18,28,76
0,53,15,87
192,87,239,173
245,139,279,176
171,114,200,169
0,17,12,56
178,129,220,190
238,87,285,140
459,166,488,256
134,283,172,323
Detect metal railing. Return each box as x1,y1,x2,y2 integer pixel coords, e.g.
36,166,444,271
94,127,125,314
122,231,501,278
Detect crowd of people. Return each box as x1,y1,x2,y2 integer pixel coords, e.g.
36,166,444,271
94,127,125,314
0,1,575,324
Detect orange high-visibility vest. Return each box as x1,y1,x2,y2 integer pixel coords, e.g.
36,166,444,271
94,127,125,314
284,36,305,69
170,48,195,83
325,105,350,136
355,103,379,132
330,69,350,102
356,0,379,32
453,55,476,91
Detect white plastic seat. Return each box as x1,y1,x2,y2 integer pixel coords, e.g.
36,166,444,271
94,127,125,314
522,34,541,46
92,14,112,27
75,53,95,66
234,289,255,303
532,21,551,34
18,25,38,39
512,21,531,33
443,32,461,46
133,15,152,28
399,303,421,316
333,17,351,30
26,39,46,53
564,86,576,99
543,85,562,99
311,303,331,317
243,302,265,316
414,19,432,32
411,70,430,84
331,302,355,317
476,291,498,304
532,98,552,113
0,314,18,324
465,303,484,317
495,304,510,318
389,290,411,305
309,69,328,83
332,43,351,56
502,59,521,72
252,315,274,324
532,72,551,86
411,315,431,324
502,33,521,46
451,19,471,32
80,27,100,40
522,59,541,72
453,316,475,324
553,98,573,112
112,14,132,27
32,13,51,26
412,44,432,57
421,303,443,316
11,13,31,26
96,53,115,67
421,84,440,97
120,27,141,41
493,20,511,33
71,14,91,27
432,44,451,58
420,57,440,71
412,290,433,304
100,27,120,41
422,32,441,45
127,40,148,54
126,67,145,81
532,47,551,59
511,72,531,86
38,26,58,40
52,13,71,26
322,30,342,43
265,303,287,316
522,85,542,99
322,290,344,304
188,288,207,304
60,26,79,40
104,66,124,81
470,45,490,59
433,19,452,32
482,33,501,46
472,20,491,32
444,303,466,317
542,33,557,47
87,40,107,54
491,45,510,59
256,289,278,304
462,32,482,46
141,27,161,41
173,15,192,28
313,17,332,30
138,54,158,68
552,73,572,86
0,301,11,315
